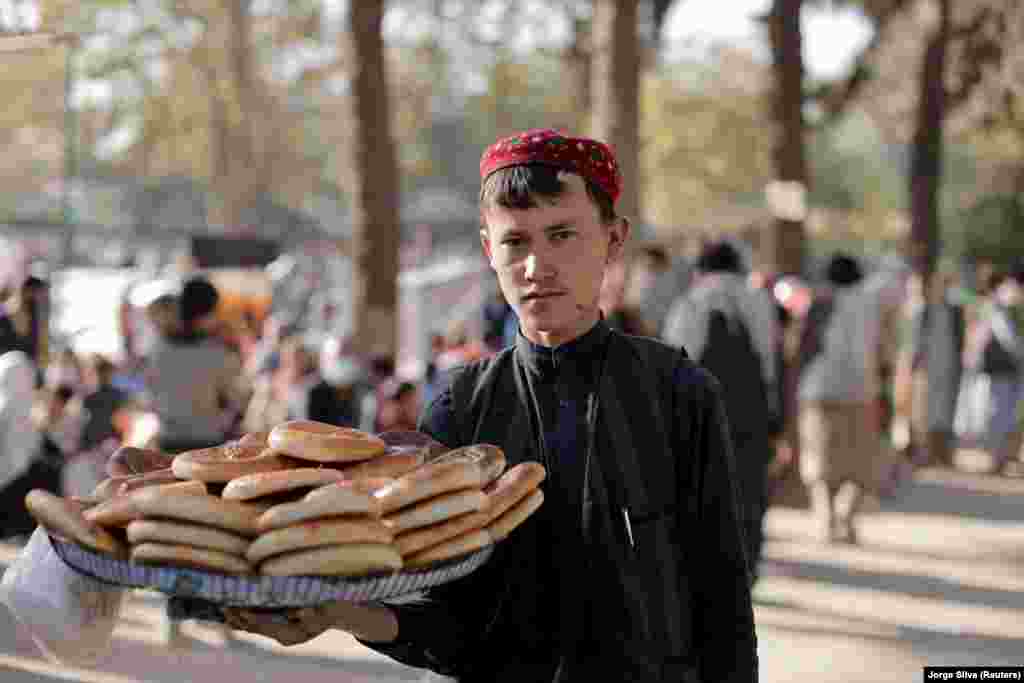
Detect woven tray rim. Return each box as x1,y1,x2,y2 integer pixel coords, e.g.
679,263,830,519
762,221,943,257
50,536,494,607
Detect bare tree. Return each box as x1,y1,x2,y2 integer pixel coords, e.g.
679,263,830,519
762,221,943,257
345,0,401,359
591,0,640,223
764,0,807,276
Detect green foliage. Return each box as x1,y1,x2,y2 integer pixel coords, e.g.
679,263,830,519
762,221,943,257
808,111,904,214
950,194,1024,267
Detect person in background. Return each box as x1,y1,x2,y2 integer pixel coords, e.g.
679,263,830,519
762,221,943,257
600,259,655,337
625,244,677,335
482,288,514,353
662,239,780,582
895,271,964,467
222,128,757,683
278,334,349,426
245,313,298,381
795,253,882,544
434,320,488,372
35,384,83,461
78,353,133,453
0,275,50,368
961,266,1024,474
318,335,377,432
144,275,244,453
0,351,60,540
45,347,84,394
374,379,420,433
421,332,447,408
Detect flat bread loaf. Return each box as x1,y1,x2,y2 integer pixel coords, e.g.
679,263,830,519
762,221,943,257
130,487,267,536
338,446,426,480
25,489,126,557
131,542,252,574
86,480,210,527
480,462,546,525
171,443,293,482
256,480,384,531
268,421,387,463
383,489,489,534
426,444,506,486
247,517,394,563
486,488,545,541
221,468,347,501
374,460,484,515
403,528,492,569
126,519,251,555
393,509,489,557
258,543,403,576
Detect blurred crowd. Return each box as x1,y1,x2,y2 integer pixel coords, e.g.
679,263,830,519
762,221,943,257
1,244,1023,560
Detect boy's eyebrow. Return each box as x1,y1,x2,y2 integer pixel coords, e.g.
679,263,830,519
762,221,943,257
497,222,575,239
543,222,575,233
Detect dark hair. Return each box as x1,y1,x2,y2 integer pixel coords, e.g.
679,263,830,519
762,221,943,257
479,164,617,225
1011,261,1024,286
984,269,1008,295
370,355,396,379
696,240,744,275
179,276,219,326
639,245,670,270
825,253,863,287
89,353,115,381
54,384,75,403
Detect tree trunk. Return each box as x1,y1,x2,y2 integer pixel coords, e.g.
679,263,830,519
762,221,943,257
207,0,260,232
765,0,807,277
907,0,950,283
345,0,401,360
591,0,640,224
564,16,591,134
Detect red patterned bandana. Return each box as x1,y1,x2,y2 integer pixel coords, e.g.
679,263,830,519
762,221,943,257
479,128,622,204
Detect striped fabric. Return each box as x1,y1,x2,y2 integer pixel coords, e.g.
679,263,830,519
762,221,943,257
50,537,495,608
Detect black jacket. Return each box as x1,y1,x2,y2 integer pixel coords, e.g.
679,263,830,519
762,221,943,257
364,326,757,682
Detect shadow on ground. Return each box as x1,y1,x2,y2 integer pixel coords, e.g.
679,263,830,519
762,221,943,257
761,557,1024,612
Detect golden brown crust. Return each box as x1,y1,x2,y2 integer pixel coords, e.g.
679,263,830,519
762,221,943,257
485,488,544,541
393,509,490,557
25,489,127,557
338,447,426,480
258,543,403,576
131,542,252,574
427,444,507,486
130,487,268,536
171,444,293,482
383,489,489,534
256,481,383,531
374,460,484,515
238,431,270,448
268,421,386,463
403,528,492,569
126,519,251,555
480,462,547,525
246,517,394,563
221,468,348,501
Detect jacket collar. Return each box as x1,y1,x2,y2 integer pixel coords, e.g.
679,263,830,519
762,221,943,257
514,318,612,383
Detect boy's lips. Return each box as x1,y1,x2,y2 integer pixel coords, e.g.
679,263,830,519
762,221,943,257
522,290,566,302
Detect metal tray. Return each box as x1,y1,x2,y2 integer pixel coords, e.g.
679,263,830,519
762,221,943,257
51,537,494,608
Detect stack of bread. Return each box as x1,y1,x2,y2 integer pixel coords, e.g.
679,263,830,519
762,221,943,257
380,446,546,568
24,420,546,583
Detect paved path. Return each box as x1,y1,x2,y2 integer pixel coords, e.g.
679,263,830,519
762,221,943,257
1,464,1022,682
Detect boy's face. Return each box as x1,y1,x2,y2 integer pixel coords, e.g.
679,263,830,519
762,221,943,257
480,173,628,347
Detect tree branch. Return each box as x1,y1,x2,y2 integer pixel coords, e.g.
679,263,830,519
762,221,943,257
945,7,1002,111
811,0,914,128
